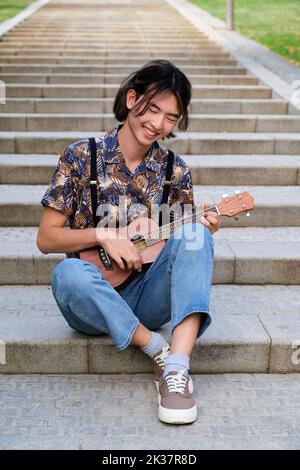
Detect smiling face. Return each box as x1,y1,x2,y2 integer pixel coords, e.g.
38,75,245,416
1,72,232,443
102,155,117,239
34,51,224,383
124,89,182,148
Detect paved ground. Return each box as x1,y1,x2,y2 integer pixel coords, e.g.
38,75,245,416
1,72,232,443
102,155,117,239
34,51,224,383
0,373,300,450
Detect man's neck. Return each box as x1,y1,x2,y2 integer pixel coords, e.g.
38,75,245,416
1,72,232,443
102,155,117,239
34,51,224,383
118,122,152,165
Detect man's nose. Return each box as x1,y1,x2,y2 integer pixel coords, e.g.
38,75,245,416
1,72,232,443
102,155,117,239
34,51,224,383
152,113,164,130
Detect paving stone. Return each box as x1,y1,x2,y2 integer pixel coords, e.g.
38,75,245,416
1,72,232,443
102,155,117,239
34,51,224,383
0,373,300,449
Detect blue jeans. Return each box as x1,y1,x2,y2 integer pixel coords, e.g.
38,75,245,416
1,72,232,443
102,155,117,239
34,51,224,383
51,223,214,352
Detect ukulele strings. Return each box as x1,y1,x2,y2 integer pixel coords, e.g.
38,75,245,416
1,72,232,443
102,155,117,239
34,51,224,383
137,195,250,244
130,204,217,249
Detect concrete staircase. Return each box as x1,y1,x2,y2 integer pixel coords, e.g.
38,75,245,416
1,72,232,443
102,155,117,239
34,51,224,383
0,0,300,375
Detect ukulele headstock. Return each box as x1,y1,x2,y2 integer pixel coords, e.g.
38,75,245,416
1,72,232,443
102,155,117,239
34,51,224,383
215,191,255,218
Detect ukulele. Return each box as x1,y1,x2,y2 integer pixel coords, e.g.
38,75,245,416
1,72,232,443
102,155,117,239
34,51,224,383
79,191,254,289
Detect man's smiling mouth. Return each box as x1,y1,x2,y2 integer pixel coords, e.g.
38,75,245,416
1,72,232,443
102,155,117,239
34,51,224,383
143,126,159,138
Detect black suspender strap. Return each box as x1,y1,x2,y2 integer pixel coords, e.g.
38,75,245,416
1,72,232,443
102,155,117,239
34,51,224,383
161,149,174,204
89,137,112,270
159,149,174,227
89,137,99,228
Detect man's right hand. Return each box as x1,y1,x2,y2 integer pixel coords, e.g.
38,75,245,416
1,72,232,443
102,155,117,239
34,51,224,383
96,227,142,272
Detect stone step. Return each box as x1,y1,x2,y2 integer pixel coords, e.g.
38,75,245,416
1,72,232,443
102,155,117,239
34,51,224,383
3,27,207,32
0,226,299,285
171,133,300,155
13,19,197,26
185,155,300,185
2,35,214,43
12,26,198,31
1,41,219,50
2,37,211,43
0,284,299,373
5,84,271,99
13,18,195,25
12,20,197,26
2,28,208,34
2,27,208,33
0,98,287,115
3,29,205,33
0,184,299,228
0,131,299,154
0,32,213,39
9,33,204,38
2,113,300,133
0,154,57,184
1,154,299,186
12,18,195,26
2,24,196,29
0,64,248,75
0,56,237,66
0,43,223,51
0,49,231,59
0,73,258,86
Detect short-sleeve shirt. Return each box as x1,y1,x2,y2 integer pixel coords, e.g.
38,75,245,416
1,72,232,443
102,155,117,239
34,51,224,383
41,123,194,230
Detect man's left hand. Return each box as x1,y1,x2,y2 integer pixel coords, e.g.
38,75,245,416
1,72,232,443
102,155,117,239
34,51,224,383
200,203,221,235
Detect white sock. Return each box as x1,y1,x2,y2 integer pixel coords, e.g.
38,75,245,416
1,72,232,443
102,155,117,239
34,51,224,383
141,331,169,359
163,353,190,378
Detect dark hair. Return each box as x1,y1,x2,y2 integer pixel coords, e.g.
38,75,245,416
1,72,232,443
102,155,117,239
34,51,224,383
113,59,192,138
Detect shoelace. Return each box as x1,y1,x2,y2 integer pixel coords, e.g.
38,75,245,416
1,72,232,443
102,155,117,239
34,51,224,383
165,369,188,395
154,345,170,369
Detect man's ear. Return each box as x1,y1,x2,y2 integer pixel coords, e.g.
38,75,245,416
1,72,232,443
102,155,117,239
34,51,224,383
126,89,137,110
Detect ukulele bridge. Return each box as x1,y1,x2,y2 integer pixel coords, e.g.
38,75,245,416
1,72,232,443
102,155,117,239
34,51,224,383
131,234,147,252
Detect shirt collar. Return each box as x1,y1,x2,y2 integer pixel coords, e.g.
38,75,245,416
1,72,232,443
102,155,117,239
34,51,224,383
101,124,167,173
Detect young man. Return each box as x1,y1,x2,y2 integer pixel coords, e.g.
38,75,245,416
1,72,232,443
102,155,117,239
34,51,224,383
37,59,221,425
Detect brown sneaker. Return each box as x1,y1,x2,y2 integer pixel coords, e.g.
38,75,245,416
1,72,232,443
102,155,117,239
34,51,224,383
153,346,193,394
158,369,197,424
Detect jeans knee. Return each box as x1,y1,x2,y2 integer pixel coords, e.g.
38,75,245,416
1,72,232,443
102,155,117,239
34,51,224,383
51,258,83,298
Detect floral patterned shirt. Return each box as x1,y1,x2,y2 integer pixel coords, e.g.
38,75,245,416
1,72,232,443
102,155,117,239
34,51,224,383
41,124,194,231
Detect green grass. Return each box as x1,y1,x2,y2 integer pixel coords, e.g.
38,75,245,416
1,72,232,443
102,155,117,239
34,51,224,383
0,0,37,24
188,0,300,67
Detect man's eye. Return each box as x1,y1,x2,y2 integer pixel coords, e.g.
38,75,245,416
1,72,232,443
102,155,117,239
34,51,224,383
148,106,157,113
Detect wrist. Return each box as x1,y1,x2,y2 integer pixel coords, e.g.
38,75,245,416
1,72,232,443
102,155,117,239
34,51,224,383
95,227,107,244
95,227,115,245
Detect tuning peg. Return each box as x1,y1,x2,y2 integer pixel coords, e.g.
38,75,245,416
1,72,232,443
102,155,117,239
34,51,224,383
245,212,251,217
234,190,241,195
222,193,229,199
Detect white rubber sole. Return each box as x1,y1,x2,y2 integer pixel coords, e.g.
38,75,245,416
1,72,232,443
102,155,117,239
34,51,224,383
158,395,197,424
